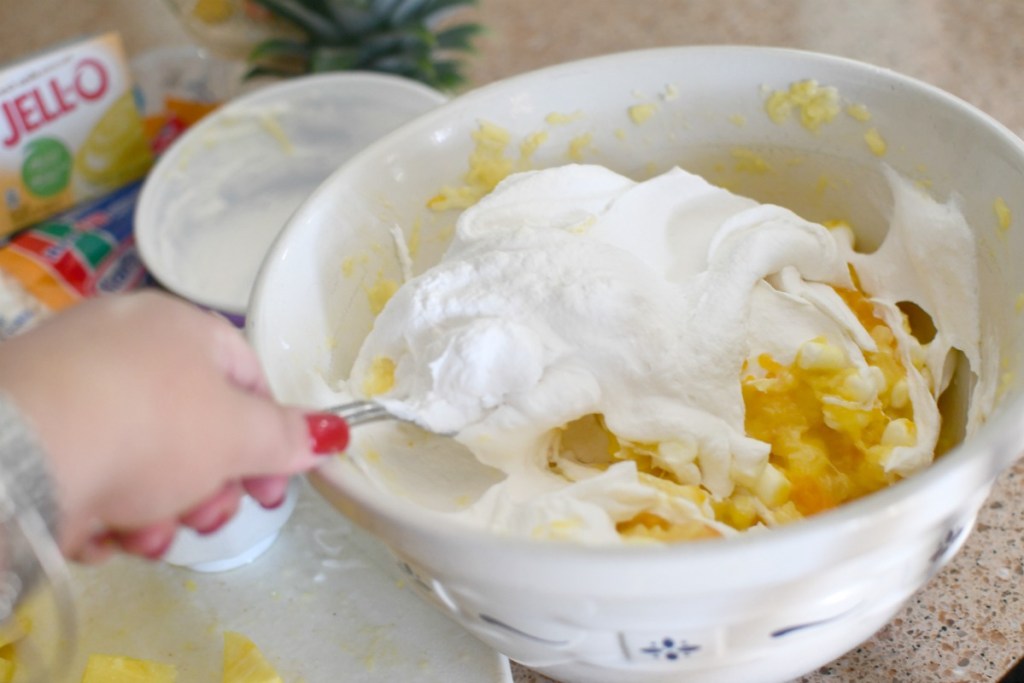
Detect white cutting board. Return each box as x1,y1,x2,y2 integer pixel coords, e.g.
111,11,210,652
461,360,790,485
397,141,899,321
16,479,511,682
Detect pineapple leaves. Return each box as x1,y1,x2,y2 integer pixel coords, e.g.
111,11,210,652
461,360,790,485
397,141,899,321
435,23,483,51
244,64,305,80
389,0,430,26
248,38,311,62
392,0,477,26
357,28,433,64
431,59,466,89
247,0,481,89
371,54,432,81
250,0,347,41
310,46,362,71
368,0,406,22
321,0,382,37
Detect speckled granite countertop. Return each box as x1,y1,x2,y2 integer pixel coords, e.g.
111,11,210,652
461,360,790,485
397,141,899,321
2,1,1024,681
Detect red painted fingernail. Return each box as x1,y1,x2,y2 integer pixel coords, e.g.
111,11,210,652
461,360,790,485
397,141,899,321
195,508,234,535
90,530,117,547
143,532,176,560
306,413,350,454
262,492,288,509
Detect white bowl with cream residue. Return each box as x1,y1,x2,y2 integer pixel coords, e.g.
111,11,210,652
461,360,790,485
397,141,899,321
136,71,447,324
248,47,1024,683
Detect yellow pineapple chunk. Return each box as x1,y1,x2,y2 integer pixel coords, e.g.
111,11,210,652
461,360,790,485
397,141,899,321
0,631,18,681
753,463,791,507
80,655,177,682
0,609,33,683
361,355,396,397
0,654,13,683
0,611,30,648
223,632,283,683
796,338,846,371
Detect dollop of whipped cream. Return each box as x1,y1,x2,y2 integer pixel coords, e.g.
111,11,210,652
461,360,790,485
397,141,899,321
346,164,990,544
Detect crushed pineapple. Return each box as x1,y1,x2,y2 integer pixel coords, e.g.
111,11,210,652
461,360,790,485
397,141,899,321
531,517,585,541
567,133,595,162
743,286,913,518
846,103,873,122
731,147,772,174
364,273,399,314
520,131,549,161
618,512,721,542
362,355,396,397
995,196,1012,232
223,632,283,683
545,111,584,125
341,252,368,277
547,283,922,540
80,655,177,683
864,127,888,156
428,121,514,210
765,79,841,132
628,103,658,125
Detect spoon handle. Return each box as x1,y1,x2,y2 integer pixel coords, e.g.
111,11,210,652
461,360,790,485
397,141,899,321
327,400,395,428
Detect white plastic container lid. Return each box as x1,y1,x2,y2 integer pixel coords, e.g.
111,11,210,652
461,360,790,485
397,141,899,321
162,481,298,572
136,72,447,321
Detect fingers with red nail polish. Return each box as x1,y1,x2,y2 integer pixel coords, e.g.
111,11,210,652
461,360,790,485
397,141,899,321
115,522,178,560
180,484,243,535
306,413,350,454
73,531,117,565
243,475,290,509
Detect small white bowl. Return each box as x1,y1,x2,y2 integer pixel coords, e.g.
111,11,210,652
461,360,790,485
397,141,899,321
162,482,298,573
249,47,1024,683
135,72,446,322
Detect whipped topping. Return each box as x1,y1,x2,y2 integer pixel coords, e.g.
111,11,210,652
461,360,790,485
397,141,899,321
345,164,992,544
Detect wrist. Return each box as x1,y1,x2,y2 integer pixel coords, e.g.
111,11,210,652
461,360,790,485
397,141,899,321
0,395,61,617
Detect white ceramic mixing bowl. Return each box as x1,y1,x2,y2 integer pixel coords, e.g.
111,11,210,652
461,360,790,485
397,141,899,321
248,47,1024,683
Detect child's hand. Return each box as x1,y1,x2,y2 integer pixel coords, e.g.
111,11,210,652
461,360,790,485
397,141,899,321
0,290,348,561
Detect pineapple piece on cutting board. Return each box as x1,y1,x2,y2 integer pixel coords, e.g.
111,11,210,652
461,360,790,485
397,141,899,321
223,632,283,683
73,630,283,683
0,634,17,682
0,655,13,683
0,609,33,682
80,655,177,682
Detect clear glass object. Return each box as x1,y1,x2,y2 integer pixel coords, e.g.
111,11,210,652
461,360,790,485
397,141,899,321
1,508,76,682
161,0,298,60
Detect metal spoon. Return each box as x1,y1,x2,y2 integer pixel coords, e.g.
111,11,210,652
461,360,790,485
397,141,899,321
328,400,455,436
